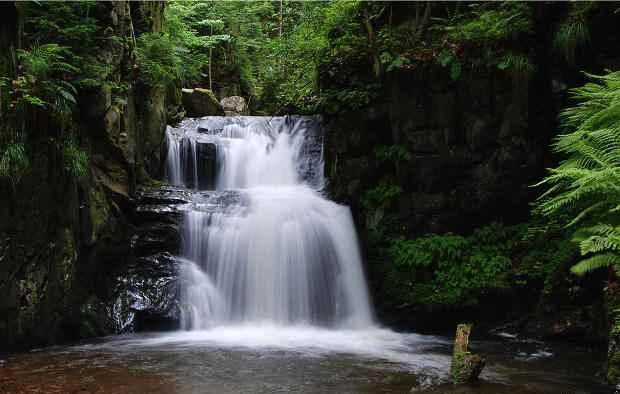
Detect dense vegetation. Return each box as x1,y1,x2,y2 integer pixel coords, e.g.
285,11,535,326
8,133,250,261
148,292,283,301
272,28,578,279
536,71,620,382
1,0,620,386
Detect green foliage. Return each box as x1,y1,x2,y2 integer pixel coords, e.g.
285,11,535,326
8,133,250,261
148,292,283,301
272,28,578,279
387,224,514,306
0,42,80,184
14,43,78,115
442,2,533,44
21,1,106,89
377,221,576,307
62,139,88,178
380,53,411,73
259,1,357,112
361,182,401,209
136,32,202,87
497,53,534,74
536,71,620,276
374,145,411,163
0,143,30,187
553,3,592,64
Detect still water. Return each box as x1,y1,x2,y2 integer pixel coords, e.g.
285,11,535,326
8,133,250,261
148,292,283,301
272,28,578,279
0,325,606,393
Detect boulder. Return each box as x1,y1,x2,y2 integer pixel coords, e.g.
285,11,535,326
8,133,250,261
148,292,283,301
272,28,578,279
220,96,249,116
182,88,224,117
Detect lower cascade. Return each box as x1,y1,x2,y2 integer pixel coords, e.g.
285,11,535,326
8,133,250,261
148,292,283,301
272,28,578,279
165,116,374,330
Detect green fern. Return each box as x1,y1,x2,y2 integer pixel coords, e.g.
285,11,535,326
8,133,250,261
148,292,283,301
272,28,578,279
0,143,30,187
62,138,88,178
570,253,619,275
536,71,620,276
552,3,592,64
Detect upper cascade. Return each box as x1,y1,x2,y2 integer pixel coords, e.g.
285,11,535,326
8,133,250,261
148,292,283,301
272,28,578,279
165,116,325,191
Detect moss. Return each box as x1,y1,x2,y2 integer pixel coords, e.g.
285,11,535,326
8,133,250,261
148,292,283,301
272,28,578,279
89,187,110,243
452,353,485,384
78,301,99,338
58,227,76,288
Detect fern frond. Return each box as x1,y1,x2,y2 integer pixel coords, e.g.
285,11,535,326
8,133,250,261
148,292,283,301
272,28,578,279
570,253,620,275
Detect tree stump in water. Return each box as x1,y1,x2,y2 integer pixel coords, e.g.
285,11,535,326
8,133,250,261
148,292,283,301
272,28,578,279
451,323,486,384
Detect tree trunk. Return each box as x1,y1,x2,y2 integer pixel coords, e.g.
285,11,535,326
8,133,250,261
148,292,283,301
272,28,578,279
362,10,381,78
208,25,213,91
279,0,283,37
451,324,485,384
453,323,471,354
208,46,213,91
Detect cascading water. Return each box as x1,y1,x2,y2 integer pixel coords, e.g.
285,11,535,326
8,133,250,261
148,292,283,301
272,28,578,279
165,116,373,330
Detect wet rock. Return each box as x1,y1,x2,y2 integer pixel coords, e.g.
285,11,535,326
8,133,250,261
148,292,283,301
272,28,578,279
116,186,191,332
111,252,181,332
132,221,180,256
220,96,249,116
136,185,193,205
182,88,224,117
133,186,189,238
180,139,217,190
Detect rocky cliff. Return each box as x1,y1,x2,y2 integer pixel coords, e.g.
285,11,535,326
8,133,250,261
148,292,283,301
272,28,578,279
0,1,170,350
325,67,545,234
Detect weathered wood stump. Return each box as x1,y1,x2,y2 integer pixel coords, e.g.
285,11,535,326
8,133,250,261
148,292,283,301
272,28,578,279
451,323,486,384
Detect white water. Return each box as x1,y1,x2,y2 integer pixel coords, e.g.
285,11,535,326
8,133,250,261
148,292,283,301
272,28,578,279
165,129,182,186
166,117,373,331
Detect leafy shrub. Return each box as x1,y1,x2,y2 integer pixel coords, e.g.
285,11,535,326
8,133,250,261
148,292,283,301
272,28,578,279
387,225,512,306
374,220,576,308
442,3,533,44
136,33,203,87
374,145,411,163
361,182,401,209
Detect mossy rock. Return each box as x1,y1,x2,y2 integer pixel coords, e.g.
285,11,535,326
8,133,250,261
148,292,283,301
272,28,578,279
451,352,486,384
182,88,224,117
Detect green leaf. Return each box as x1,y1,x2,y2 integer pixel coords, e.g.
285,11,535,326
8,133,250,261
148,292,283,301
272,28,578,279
438,50,453,67
450,61,461,81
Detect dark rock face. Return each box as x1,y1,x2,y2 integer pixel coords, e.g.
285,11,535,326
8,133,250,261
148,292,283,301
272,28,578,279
325,68,545,235
0,1,173,350
606,288,620,387
182,88,225,117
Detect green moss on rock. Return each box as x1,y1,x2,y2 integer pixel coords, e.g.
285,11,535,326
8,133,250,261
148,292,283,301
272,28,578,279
89,187,110,243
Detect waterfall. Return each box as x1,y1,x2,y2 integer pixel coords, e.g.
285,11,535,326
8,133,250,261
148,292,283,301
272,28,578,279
165,116,373,329
165,127,182,187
